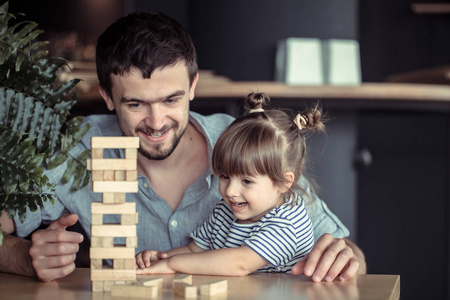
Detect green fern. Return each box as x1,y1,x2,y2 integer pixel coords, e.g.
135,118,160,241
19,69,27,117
0,1,91,243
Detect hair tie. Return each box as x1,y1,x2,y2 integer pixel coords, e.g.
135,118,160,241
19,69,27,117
294,114,307,130
249,108,264,113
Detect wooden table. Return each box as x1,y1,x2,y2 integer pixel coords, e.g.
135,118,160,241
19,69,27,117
0,268,399,300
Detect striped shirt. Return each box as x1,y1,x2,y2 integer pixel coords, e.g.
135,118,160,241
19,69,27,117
189,193,314,273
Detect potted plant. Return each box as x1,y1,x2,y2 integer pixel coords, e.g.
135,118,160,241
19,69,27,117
0,1,90,244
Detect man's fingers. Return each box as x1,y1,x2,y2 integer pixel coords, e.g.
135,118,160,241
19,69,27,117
48,214,79,230
30,241,80,257
339,257,360,281
291,254,308,275
32,228,83,245
312,239,348,282
36,263,77,283
303,234,336,278
323,247,354,282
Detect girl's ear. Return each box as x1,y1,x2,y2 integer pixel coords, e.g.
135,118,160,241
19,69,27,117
278,171,295,193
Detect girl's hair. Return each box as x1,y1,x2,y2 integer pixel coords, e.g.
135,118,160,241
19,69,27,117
212,92,325,199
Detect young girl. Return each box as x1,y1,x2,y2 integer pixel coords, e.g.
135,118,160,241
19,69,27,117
136,92,325,276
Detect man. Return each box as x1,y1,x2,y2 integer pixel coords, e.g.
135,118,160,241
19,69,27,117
0,12,365,283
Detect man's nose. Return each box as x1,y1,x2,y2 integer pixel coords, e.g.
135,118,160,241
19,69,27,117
145,104,165,130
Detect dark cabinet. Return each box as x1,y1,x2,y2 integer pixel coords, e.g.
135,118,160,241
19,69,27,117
356,111,449,300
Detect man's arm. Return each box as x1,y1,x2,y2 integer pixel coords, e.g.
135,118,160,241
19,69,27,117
0,214,36,277
291,234,366,282
0,211,84,282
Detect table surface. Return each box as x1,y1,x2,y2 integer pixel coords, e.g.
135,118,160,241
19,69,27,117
0,268,400,300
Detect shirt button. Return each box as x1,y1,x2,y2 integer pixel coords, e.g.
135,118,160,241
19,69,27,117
170,220,178,228
143,182,149,188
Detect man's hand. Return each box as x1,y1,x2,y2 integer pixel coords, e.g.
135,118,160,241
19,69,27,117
292,234,365,282
29,214,84,282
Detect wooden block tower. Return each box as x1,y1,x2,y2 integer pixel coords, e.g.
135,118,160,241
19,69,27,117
87,136,140,292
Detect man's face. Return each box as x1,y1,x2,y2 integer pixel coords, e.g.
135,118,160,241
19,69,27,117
100,62,198,160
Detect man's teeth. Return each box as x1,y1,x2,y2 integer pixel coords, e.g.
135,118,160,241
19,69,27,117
146,132,164,137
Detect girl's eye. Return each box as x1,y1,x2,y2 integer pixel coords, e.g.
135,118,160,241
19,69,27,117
242,178,253,185
219,174,229,180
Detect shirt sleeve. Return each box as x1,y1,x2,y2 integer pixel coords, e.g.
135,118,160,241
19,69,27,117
244,217,299,267
299,175,350,241
189,204,220,250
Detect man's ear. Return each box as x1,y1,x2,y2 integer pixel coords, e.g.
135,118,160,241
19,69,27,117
189,73,199,101
99,87,115,111
279,171,295,193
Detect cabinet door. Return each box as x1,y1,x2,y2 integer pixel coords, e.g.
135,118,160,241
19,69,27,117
357,111,449,300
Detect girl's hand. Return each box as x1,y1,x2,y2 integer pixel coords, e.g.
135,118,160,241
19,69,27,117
135,250,168,269
136,259,175,275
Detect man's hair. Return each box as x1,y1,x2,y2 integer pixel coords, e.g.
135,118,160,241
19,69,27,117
96,12,198,98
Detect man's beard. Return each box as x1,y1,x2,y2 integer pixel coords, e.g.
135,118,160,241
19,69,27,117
137,123,187,161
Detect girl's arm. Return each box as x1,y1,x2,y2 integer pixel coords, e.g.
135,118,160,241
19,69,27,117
136,241,204,269
167,245,268,276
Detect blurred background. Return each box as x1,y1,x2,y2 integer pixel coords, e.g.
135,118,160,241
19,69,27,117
7,1,450,299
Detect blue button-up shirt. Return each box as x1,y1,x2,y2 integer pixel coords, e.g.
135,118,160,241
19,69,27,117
14,112,349,253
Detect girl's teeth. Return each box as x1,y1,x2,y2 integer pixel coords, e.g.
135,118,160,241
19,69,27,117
235,202,245,207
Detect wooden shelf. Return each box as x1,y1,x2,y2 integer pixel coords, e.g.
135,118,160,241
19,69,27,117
411,3,450,14
63,65,450,105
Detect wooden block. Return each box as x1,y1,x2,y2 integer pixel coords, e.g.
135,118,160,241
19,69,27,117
126,170,138,181
92,202,135,214
121,213,138,225
91,259,103,270
91,137,139,149
174,282,197,298
200,280,228,296
91,159,137,171
101,192,126,204
114,259,135,270
111,284,158,298
115,170,126,181
103,170,115,181
125,148,138,159
91,214,103,225
87,159,92,171
92,281,104,292
90,247,135,259
140,277,163,288
91,225,136,237
126,236,138,248
91,237,114,248
92,181,138,193
91,148,104,159
173,274,193,285
91,269,136,281
103,280,114,292
92,170,104,181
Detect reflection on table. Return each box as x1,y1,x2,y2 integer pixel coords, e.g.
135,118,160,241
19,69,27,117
0,268,400,300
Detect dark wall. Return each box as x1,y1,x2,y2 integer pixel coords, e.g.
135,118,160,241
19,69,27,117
359,0,450,81
189,0,358,81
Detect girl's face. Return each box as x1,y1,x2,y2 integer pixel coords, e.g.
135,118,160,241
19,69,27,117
218,173,286,224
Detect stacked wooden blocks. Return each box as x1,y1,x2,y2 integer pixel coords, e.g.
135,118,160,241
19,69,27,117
88,136,140,292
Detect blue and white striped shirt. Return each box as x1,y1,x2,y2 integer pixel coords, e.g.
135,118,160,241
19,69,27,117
189,193,314,273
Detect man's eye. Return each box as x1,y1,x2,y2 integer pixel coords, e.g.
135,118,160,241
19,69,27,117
128,103,142,108
165,98,179,104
